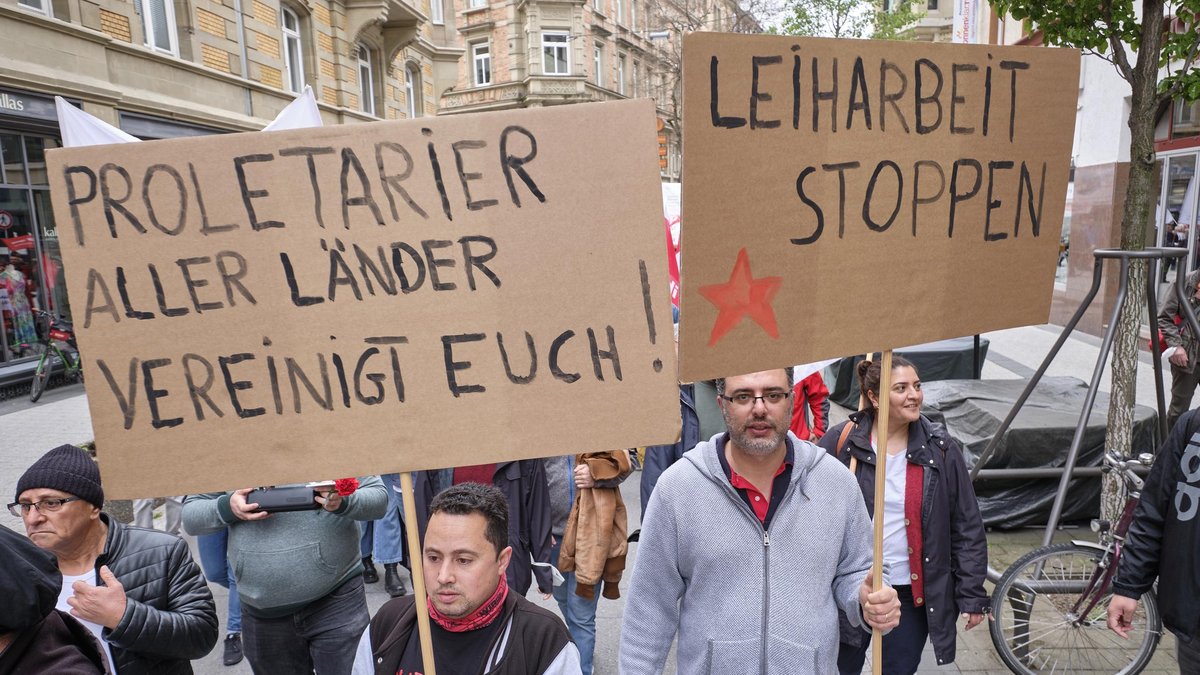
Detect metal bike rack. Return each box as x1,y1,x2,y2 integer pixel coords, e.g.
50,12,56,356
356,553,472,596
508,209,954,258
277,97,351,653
971,248,1200,583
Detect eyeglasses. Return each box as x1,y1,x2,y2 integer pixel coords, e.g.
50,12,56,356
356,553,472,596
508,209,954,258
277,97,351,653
720,391,791,408
7,497,81,517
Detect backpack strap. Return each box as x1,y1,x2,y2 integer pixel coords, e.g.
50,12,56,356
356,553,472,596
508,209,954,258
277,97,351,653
836,422,858,475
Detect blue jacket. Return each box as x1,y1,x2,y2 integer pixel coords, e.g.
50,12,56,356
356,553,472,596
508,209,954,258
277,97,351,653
639,383,699,521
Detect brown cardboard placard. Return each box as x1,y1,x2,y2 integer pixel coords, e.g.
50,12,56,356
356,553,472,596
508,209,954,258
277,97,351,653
45,99,679,498
678,33,1080,382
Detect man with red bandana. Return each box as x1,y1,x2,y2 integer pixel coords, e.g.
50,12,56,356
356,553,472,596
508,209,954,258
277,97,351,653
354,482,581,675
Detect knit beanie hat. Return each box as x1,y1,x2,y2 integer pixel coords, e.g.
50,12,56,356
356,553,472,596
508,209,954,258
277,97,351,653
15,445,104,509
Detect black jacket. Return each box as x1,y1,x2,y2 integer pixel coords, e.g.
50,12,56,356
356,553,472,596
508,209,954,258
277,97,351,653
95,514,219,674
495,460,555,595
1113,409,1200,640
819,412,989,666
367,593,576,675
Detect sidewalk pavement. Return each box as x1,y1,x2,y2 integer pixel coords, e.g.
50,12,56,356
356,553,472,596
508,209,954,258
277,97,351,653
0,321,1184,673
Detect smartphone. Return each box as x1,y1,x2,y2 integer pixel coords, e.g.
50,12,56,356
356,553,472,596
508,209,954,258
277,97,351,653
247,486,319,512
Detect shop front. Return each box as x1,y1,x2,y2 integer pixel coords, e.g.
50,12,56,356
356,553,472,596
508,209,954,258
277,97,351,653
0,87,67,375
1152,99,1200,289
0,86,225,386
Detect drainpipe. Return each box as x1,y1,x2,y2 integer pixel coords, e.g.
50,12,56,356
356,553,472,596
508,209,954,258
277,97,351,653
233,0,253,117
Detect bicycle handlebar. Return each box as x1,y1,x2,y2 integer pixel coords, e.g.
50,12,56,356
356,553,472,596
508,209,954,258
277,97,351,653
1103,452,1148,492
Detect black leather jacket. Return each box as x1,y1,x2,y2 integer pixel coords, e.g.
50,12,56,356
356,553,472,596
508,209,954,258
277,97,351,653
95,514,218,673
1113,410,1200,640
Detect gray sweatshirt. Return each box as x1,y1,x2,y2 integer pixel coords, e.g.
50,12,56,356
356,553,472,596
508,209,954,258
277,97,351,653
619,433,875,674
183,476,387,617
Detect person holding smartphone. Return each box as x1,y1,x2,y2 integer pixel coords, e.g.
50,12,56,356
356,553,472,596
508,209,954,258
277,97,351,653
183,477,386,675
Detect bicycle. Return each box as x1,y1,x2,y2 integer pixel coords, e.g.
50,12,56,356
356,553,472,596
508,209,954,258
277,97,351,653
25,309,83,403
989,451,1163,674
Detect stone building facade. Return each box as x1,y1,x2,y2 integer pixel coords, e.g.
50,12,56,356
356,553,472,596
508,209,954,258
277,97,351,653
0,0,748,373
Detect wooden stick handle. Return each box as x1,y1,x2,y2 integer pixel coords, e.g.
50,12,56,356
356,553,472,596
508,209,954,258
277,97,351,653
871,350,893,675
400,472,437,675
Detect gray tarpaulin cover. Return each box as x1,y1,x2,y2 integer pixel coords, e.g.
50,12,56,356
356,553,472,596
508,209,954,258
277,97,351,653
921,377,1160,529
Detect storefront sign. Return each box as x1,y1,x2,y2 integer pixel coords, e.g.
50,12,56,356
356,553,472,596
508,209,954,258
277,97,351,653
678,33,1080,381
0,88,64,123
45,99,679,497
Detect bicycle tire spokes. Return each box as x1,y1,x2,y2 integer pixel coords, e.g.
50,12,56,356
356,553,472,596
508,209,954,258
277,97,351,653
991,543,1161,674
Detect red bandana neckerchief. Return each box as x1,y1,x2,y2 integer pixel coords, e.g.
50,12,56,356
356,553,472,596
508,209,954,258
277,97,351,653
427,573,509,633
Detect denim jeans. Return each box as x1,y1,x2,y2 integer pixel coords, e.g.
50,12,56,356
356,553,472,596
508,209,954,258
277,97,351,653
358,473,405,565
196,528,241,633
550,539,598,675
241,575,370,675
837,585,928,675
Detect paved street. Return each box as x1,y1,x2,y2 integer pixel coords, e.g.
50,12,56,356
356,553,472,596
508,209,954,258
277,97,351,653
0,322,1185,673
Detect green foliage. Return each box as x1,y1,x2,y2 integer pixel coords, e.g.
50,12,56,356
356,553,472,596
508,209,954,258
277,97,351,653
776,0,922,39
873,0,923,39
989,0,1200,102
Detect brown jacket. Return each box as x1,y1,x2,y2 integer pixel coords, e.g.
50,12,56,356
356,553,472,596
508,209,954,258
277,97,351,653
557,450,632,600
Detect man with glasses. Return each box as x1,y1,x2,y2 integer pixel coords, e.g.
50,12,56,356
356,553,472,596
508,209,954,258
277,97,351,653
10,444,218,673
619,368,900,673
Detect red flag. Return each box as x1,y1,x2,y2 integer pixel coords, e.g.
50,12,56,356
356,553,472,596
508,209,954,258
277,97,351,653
665,216,681,307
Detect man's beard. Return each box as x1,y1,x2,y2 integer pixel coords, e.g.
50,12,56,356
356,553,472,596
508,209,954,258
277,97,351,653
723,407,789,456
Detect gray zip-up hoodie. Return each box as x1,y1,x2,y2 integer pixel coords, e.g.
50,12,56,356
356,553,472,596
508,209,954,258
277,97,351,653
619,433,876,674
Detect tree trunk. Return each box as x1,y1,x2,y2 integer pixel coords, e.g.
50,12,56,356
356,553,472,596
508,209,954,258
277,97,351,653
1101,0,1165,521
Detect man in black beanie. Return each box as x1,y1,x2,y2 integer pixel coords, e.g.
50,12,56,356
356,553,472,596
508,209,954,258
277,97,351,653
0,525,106,674
10,444,218,674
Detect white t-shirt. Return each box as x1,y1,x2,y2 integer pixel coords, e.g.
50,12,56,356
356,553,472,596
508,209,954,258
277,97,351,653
871,437,912,584
59,570,117,673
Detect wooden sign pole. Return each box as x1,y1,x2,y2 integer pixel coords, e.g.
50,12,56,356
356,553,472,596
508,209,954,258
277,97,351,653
871,350,893,675
400,472,437,675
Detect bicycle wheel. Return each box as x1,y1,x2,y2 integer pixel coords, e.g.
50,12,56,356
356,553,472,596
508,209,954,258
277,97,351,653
29,352,52,402
990,542,1162,674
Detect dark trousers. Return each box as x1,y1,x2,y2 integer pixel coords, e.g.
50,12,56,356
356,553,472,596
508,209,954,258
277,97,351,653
1168,364,1200,432
242,575,369,675
837,585,929,675
1180,633,1200,675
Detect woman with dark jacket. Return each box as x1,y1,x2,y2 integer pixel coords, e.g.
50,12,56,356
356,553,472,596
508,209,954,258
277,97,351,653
818,357,988,674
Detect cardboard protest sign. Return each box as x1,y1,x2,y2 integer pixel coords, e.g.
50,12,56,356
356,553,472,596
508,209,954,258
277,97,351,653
678,33,1079,382
46,99,679,497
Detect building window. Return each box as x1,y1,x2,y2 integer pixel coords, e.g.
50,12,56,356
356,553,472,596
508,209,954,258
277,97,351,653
357,44,375,115
17,0,52,17
617,53,626,95
406,64,422,118
472,42,492,86
281,8,304,93
141,0,179,55
431,0,443,23
614,0,623,23
927,0,938,8
543,32,570,76
631,0,637,30
469,0,486,9
1176,100,1200,138
594,44,604,87
633,60,641,96
593,0,601,12
714,5,722,29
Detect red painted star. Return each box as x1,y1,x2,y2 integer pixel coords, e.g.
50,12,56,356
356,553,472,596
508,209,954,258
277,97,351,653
698,248,783,347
